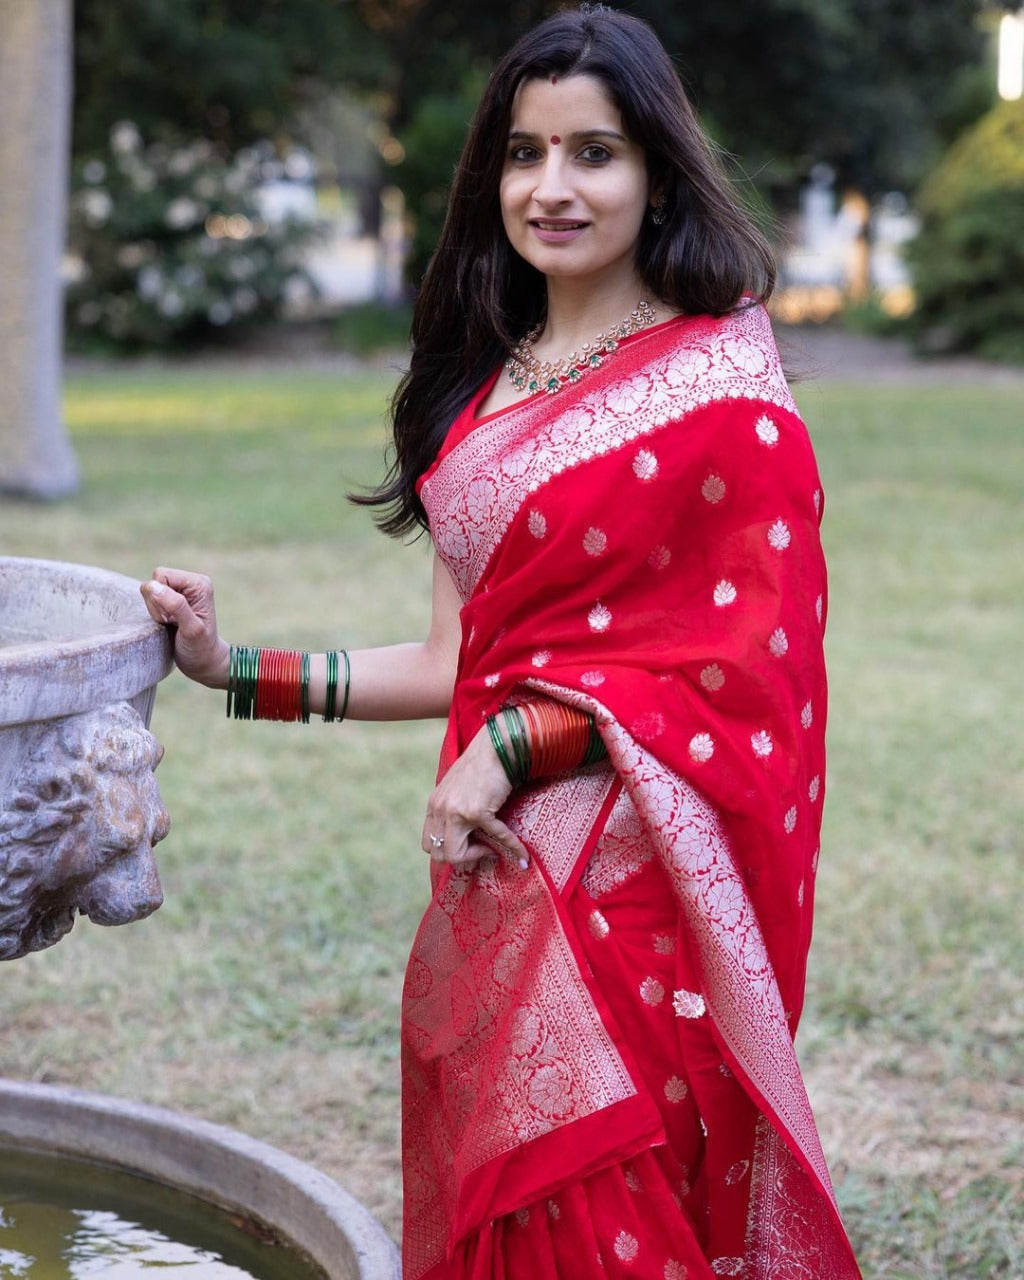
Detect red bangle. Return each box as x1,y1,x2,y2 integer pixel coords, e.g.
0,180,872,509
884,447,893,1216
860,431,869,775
255,647,304,722
518,699,595,778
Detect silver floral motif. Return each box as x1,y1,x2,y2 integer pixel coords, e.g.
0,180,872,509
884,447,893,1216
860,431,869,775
673,988,706,1019
751,730,774,758
614,1230,640,1262
768,628,789,658
689,733,715,763
633,449,659,480
588,602,613,633
767,518,791,551
583,526,609,556
640,976,666,1006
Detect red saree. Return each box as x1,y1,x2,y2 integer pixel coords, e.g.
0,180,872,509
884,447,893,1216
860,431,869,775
406,304,861,1279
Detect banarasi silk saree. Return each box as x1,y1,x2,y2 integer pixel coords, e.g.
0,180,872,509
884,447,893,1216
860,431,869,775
407,304,862,1279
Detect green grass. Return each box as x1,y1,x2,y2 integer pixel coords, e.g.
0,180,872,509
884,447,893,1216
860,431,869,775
1,364,1021,1274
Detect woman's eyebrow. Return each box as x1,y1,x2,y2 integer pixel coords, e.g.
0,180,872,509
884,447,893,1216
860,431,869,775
507,128,627,143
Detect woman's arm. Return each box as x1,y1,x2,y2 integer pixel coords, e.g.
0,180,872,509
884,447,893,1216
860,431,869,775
140,552,462,721
141,557,530,868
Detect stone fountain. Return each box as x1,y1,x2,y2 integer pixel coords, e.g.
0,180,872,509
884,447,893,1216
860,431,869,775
0,555,173,959
0,555,401,1278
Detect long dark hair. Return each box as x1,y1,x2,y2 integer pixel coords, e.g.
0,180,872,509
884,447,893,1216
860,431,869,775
355,5,776,537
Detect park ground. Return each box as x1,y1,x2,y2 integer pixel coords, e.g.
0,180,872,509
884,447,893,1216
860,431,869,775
2,323,1022,1279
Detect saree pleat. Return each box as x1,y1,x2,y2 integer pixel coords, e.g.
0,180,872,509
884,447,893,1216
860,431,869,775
407,305,862,1279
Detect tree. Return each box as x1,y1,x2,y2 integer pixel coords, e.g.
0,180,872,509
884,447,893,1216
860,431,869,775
628,0,993,199
0,0,79,498
72,0,388,155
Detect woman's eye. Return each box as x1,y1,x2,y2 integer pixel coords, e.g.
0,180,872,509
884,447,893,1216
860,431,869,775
578,144,611,164
509,145,540,163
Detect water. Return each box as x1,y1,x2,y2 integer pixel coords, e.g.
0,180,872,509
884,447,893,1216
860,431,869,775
0,1150,328,1278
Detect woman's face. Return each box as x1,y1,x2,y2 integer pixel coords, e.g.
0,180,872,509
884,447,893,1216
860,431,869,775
499,74,652,291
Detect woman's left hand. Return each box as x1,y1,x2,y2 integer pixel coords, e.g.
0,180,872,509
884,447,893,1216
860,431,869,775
421,724,530,870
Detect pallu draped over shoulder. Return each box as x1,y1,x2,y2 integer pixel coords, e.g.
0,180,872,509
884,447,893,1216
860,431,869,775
406,304,862,1280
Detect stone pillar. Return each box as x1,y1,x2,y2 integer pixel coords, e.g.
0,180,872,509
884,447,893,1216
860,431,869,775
0,0,79,498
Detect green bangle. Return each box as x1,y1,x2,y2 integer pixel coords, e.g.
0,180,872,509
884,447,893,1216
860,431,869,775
501,706,530,783
487,713,519,786
581,717,607,766
323,649,338,723
338,649,351,722
227,644,260,721
226,644,237,719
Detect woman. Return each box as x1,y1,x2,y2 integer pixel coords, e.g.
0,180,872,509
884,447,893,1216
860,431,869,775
143,7,862,1278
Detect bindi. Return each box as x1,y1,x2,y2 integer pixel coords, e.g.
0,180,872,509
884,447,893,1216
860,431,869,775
551,75,558,84
550,135,561,145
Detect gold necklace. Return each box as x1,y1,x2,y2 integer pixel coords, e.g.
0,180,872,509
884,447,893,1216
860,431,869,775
505,299,656,395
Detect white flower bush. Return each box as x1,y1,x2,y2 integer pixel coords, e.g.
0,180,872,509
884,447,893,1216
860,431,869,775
66,125,316,349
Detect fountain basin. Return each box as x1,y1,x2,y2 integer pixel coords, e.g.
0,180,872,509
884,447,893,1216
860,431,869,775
0,555,172,728
0,556,175,958
0,1079,401,1279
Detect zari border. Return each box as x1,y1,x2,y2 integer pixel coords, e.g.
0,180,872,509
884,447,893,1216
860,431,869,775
527,677,838,1210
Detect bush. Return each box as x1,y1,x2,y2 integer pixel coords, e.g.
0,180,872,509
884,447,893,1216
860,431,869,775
906,100,1024,362
332,301,412,356
66,124,317,351
395,71,487,288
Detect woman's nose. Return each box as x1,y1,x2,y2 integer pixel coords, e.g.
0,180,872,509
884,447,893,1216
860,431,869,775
533,153,572,204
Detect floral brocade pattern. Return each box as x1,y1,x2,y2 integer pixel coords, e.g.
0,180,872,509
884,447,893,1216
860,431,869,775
403,773,634,1278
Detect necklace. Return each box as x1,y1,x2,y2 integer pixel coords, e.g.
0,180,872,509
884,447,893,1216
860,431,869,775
505,299,656,395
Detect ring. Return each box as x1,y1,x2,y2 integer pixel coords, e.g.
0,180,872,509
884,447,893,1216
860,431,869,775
429,833,445,849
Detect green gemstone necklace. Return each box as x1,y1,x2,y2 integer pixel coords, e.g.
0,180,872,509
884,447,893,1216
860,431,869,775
505,299,656,396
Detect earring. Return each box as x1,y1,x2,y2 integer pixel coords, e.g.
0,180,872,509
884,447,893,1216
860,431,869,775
651,198,667,227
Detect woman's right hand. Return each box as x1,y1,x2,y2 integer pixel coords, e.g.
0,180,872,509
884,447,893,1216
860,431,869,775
140,567,230,688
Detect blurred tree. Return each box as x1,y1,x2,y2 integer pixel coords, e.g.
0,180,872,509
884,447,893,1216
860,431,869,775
630,0,993,198
72,0,389,153
0,0,79,498
907,99,1024,360
70,0,1001,293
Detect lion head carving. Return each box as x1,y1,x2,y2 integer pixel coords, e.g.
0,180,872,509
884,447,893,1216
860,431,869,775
0,702,169,960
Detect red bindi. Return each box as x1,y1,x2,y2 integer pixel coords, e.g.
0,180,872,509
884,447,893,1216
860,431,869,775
551,75,558,84
550,135,561,145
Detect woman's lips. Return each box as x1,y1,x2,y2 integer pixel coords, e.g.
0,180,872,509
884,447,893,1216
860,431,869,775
530,219,589,243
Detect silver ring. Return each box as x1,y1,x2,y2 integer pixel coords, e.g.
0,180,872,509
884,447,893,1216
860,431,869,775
429,833,445,849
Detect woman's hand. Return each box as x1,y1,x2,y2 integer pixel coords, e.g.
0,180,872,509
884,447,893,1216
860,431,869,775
421,723,530,871
140,567,230,688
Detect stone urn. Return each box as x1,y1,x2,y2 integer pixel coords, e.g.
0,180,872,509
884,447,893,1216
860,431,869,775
0,556,173,959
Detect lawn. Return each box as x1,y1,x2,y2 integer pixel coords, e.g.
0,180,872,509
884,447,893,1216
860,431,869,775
1,356,1021,1278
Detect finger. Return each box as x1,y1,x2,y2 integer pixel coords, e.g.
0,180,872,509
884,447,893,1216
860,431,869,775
139,580,171,624
141,580,207,638
475,813,529,859
153,566,211,596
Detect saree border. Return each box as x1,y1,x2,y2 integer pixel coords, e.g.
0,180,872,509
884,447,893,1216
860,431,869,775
528,677,838,1212
422,304,798,602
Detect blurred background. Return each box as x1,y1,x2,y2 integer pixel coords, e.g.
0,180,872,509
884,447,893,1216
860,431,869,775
2,0,1023,495
0,5,1022,1277
10,1,1024,349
